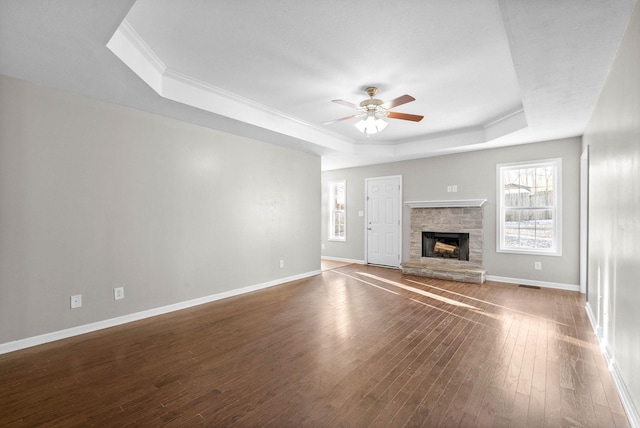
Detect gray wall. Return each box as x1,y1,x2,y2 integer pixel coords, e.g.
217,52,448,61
583,1,640,420
0,75,320,344
322,138,582,286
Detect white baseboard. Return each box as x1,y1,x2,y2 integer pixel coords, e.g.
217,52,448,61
607,352,640,428
584,304,639,428
0,270,321,356
321,256,366,264
585,302,599,333
486,275,580,291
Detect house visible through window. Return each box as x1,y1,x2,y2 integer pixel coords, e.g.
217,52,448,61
328,180,346,241
497,159,562,255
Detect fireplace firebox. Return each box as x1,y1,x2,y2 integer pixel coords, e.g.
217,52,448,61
422,232,470,261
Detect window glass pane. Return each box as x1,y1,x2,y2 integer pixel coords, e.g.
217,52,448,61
333,184,345,210
504,209,539,248
328,180,346,241
534,209,553,248
503,209,523,248
333,212,345,239
504,209,554,250
504,166,555,209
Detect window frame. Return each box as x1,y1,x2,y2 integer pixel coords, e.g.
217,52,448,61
328,180,346,242
496,158,562,256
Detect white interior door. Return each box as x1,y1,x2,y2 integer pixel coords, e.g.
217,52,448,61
366,176,401,267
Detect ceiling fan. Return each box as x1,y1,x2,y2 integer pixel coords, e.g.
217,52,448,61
324,86,424,135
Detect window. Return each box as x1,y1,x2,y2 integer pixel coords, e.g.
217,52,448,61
328,180,346,241
497,158,561,255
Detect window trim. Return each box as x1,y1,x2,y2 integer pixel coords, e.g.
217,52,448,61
496,158,562,256
328,180,346,242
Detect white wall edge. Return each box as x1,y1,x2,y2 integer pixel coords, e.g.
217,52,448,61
486,275,580,291
0,270,320,356
321,256,366,264
585,305,639,428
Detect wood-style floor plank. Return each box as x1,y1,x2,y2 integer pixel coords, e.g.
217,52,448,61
0,264,630,427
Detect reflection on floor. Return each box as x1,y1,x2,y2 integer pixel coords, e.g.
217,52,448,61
320,258,353,271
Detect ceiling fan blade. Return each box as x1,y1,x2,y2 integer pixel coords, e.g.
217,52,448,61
387,111,424,122
381,94,416,110
331,99,359,109
323,114,358,125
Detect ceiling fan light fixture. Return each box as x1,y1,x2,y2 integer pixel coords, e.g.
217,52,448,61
364,115,377,134
355,115,387,134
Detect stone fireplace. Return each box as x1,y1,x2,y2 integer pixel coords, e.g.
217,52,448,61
401,199,487,284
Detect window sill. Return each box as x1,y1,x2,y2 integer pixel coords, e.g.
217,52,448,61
497,248,561,257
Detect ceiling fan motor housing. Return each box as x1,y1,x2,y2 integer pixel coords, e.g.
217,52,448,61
360,87,384,112
360,98,384,110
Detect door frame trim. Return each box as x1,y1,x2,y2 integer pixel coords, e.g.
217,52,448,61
580,146,589,295
364,175,403,267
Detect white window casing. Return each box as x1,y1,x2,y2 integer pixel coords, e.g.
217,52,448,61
496,158,562,256
328,180,346,241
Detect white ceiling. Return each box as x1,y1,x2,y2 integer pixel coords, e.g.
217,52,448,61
0,1,635,170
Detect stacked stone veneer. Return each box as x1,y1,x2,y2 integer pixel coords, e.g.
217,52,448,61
402,206,486,283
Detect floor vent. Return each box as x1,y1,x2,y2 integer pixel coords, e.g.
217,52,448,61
519,284,541,290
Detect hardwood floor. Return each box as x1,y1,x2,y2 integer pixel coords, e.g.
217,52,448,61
320,259,353,271
0,264,629,427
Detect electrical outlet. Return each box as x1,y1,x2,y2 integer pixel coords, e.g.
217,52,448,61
70,294,82,309
321,243,325,249
114,286,124,300
280,260,284,268
452,185,458,192
534,262,542,270
447,185,452,192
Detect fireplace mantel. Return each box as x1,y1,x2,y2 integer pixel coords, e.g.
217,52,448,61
405,199,487,208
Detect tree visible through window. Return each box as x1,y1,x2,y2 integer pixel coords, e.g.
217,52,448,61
328,180,346,241
497,159,562,255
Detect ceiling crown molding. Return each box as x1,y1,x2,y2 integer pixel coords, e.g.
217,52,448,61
107,20,353,153
107,19,166,93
